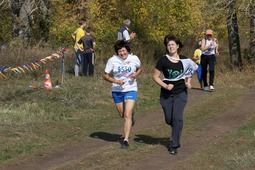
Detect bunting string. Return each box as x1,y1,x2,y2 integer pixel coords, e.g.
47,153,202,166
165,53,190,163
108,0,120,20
0,48,68,78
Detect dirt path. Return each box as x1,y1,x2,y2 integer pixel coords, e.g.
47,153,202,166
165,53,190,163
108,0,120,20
2,89,255,170
125,90,255,170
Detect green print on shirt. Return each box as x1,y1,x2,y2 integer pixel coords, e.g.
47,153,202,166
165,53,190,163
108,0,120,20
167,69,183,79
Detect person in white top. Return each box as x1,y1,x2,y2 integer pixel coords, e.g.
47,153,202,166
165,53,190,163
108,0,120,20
200,29,219,91
103,40,142,149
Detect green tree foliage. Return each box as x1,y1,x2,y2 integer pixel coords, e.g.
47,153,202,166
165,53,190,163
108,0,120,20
82,0,123,57
35,0,213,51
0,2,12,45
47,0,78,48
1,0,252,63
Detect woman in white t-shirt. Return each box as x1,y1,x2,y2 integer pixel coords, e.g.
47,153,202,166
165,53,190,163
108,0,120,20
200,29,219,91
103,40,142,149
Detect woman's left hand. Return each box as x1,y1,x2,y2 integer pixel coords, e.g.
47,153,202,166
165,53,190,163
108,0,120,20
186,82,192,89
130,73,137,80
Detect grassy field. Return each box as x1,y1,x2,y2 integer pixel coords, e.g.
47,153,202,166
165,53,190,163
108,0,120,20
0,48,160,164
0,48,254,169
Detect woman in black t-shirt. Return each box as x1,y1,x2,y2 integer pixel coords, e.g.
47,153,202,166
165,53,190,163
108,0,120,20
153,34,197,155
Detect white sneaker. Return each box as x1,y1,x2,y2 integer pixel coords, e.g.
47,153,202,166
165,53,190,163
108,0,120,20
210,85,214,90
204,86,209,91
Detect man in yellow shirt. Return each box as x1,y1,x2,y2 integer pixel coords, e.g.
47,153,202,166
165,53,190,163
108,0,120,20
72,19,86,77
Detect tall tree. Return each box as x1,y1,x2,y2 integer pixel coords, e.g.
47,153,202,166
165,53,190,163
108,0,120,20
249,1,255,63
226,0,243,69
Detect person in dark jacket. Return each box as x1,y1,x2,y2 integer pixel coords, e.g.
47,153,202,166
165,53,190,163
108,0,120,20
117,19,136,44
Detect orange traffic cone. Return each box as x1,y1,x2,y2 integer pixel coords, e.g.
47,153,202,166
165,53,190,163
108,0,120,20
44,69,52,90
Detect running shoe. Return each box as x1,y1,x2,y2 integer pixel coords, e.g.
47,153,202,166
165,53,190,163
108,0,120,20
204,86,209,91
210,85,214,90
169,147,178,155
122,140,129,149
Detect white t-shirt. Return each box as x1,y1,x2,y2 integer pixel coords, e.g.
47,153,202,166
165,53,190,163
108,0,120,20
104,54,141,92
203,39,217,55
123,30,130,42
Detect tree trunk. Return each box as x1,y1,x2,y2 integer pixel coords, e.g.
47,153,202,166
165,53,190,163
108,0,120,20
11,0,23,37
226,0,243,69
11,0,34,48
250,4,255,64
11,0,50,48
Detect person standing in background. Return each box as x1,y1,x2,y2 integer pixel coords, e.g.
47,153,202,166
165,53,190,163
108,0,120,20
71,19,86,77
76,27,96,76
200,29,219,91
117,19,136,44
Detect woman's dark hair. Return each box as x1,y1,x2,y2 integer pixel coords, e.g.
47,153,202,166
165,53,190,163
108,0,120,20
114,40,131,54
164,34,184,52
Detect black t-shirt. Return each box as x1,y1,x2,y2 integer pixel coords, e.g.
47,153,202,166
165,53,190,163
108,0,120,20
156,55,187,95
78,35,95,53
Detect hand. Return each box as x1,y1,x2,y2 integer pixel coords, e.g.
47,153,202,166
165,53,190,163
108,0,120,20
130,32,136,39
193,56,199,61
165,84,174,90
130,73,137,80
186,82,192,89
216,51,219,56
115,79,125,85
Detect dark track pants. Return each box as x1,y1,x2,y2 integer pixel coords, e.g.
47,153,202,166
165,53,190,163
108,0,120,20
201,54,216,87
160,91,187,148
82,52,95,76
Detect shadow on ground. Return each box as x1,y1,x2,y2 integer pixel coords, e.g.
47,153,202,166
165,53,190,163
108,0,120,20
134,134,170,149
191,87,213,92
90,132,123,143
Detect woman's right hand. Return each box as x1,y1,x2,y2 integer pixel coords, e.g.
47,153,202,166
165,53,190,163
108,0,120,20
165,84,174,90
